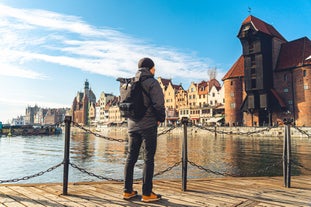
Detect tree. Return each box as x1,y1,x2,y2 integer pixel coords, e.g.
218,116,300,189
207,67,217,80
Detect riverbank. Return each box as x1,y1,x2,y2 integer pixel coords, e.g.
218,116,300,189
72,125,311,138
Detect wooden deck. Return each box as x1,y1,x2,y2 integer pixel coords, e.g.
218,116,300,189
0,176,310,207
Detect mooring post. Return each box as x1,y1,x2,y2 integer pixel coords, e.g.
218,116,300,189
63,116,72,195
181,117,188,191
286,122,292,188
283,118,292,188
283,123,287,187
214,125,217,138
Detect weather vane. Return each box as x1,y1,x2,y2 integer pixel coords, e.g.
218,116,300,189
248,7,252,14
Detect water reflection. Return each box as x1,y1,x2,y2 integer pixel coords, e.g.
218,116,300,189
0,130,310,184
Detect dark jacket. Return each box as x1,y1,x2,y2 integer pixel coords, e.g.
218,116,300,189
128,68,165,132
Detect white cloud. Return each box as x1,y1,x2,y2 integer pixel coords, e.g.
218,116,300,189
0,63,47,79
0,3,216,81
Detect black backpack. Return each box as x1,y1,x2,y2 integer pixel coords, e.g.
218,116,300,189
116,76,151,120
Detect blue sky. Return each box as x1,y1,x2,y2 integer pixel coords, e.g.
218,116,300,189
0,0,310,123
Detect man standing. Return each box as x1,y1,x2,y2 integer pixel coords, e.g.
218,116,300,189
123,57,165,202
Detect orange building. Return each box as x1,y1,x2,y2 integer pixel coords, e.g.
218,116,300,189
223,15,311,126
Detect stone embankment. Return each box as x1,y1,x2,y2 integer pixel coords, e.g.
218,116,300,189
73,125,311,138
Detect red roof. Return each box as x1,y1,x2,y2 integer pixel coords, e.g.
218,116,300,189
222,55,244,80
208,78,221,91
241,15,286,41
276,37,311,71
159,78,171,87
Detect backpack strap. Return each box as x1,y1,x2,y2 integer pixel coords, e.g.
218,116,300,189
139,75,153,108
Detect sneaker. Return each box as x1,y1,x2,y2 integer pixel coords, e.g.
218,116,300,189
123,190,138,200
141,192,161,202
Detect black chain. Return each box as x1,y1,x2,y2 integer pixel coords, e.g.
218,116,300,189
154,161,182,177
188,159,284,177
72,121,127,142
69,162,124,182
291,159,311,172
292,126,311,138
188,160,233,176
194,124,277,136
70,161,182,182
72,121,176,141
157,126,176,137
0,162,63,184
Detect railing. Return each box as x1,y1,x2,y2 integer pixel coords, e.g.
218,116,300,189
1,116,311,195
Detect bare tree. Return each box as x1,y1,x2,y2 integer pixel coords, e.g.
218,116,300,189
207,67,217,80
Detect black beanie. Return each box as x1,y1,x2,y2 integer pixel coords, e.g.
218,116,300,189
138,57,154,70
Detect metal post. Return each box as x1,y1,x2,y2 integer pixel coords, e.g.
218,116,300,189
181,117,188,191
63,116,71,195
283,123,287,187
283,118,292,188
286,123,291,188
214,125,217,138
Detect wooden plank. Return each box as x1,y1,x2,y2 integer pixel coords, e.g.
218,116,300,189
28,185,89,207
0,186,41,207
0,176,310,207
37,185,99,207
7,186,69,207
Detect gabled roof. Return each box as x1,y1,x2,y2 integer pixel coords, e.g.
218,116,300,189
158,77,172,87
276,37,311,71
208,78,221,91
222,55,244,80
241,15,286,41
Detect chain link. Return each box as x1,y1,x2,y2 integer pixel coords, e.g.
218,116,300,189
72,121,127,142
72,121,176,141
0,162,63,184
69,162,124,182
188,159,284,177
292,126,311,138
70,161,182,182
157,125,176,137
193,124,277,136
291,159,311,172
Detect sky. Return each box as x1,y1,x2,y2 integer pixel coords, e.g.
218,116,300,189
0,0,310,123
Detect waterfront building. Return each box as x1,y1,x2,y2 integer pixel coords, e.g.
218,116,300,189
11,116,25,126
44,108,68,125
72,79,96,125
95,101,100,124
107,96,125,126
99,92,115,123
223,15,311,126
24,105,39,125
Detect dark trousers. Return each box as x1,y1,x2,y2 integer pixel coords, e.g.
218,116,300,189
124,126,157,195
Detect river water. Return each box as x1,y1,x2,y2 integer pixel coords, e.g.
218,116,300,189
1,128,311,184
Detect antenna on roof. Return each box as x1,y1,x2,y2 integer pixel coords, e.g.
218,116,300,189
248,7,252,15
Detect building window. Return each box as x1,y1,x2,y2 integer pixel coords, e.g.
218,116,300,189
231,81,233,86
284,88,289,93
303,70,307,77
248,39,254,53
251,68,256,75
230,103,236,108
288,100,293,105
251,79,256,88
304,85,309,90
230,92,234,97
284,74,288,81
250,55,255,67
